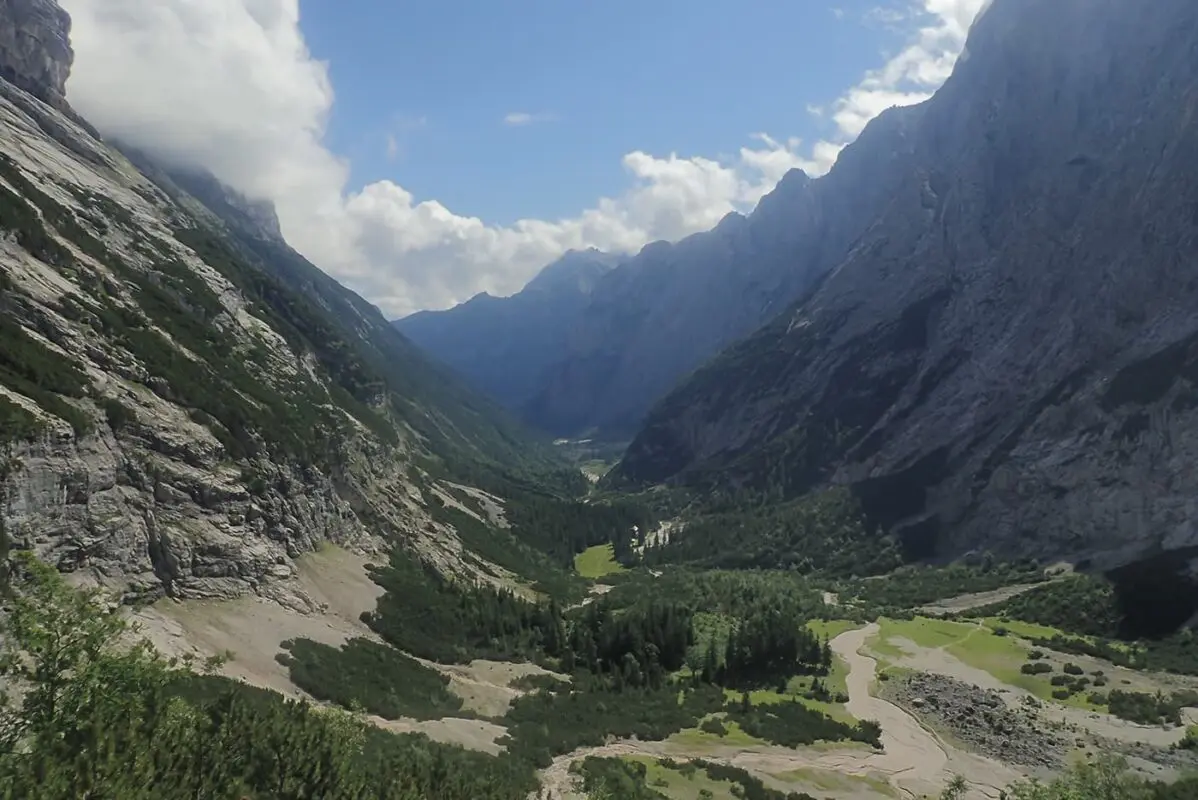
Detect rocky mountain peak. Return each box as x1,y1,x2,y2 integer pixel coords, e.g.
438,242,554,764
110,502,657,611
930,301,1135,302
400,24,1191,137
0,0,73,111
523,248,621,295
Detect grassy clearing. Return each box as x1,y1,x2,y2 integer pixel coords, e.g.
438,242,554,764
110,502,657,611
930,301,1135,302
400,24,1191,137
574,544,626,579
771,766,899,798
877,617,977,650
806,619,859,640
668,717,766,748
870,616,1110,712
624,755,740,799
978,616,1066,641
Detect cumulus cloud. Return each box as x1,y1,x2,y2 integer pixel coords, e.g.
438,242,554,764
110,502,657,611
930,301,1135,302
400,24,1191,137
57,0,983,317
805,0,987,170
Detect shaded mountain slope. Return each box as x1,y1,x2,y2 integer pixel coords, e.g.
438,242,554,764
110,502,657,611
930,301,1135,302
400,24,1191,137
525,117,921,438
616,0,1198,578
396,249,619,410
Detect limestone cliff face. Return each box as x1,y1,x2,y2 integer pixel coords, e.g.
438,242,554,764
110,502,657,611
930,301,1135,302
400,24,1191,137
0,3,567,603
616,0,1198,577
0,0,72,110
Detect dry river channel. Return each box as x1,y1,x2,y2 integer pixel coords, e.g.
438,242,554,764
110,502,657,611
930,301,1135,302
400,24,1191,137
532,623,1025,800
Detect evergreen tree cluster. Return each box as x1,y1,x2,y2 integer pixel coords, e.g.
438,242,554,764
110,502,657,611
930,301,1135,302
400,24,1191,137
707,609,832,689
565,602,694,688
362,550,567,665
643,489,900,576
505,493,656,567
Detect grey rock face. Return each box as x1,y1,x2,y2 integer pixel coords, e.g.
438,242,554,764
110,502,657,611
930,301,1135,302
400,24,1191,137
0,13,552,601
397,249,620,411
0,0,72,110
617,0,1198,574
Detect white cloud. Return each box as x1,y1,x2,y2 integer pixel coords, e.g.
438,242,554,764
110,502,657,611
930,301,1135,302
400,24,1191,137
503,111,558,127
803,0,986,174
57,0,983,317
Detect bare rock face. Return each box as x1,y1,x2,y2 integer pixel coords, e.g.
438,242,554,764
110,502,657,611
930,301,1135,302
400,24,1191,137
0,0,73,110
616,0,1198,584
0,1,562,603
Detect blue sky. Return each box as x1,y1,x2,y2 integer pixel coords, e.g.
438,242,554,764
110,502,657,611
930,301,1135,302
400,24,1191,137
301,0,909,225
65,0,981,315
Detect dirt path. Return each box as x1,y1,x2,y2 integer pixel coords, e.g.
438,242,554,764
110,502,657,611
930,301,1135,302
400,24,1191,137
918,584,1046,616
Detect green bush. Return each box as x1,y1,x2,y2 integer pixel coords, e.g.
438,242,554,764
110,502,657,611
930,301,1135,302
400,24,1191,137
101,398,133,432
276,637,463,721
727,700,881,749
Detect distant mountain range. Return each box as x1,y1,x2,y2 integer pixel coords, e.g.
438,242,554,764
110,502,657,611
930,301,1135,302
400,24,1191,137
396,249,620,412
399,119,915,440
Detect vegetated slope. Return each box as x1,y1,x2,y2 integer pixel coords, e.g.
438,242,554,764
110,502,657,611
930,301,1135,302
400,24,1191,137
615,0,1198,585
395,248,620,411
522,122,919,440
0,5,576,603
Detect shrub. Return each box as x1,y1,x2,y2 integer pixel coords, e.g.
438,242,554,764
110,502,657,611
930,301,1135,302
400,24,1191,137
102,398,133,432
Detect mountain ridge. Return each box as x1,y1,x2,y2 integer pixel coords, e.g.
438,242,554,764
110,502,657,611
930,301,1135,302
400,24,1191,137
521,102,923,439
396,248,621,411
613,0,1198,592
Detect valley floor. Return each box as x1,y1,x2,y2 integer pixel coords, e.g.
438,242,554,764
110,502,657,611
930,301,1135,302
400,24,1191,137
127,552,1198,800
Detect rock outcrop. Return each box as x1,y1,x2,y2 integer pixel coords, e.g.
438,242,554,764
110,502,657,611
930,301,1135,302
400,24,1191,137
0,1,567,602
616,0,1198,581
396,249,621,411
0,0,72,110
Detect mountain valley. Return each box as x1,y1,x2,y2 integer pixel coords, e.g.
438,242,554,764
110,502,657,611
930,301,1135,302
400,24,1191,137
3,0,1198,799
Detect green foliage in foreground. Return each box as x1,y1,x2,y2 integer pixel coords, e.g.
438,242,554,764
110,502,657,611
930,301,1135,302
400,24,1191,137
0,552,537,800
998,756,1198,799
575,757,1198,800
